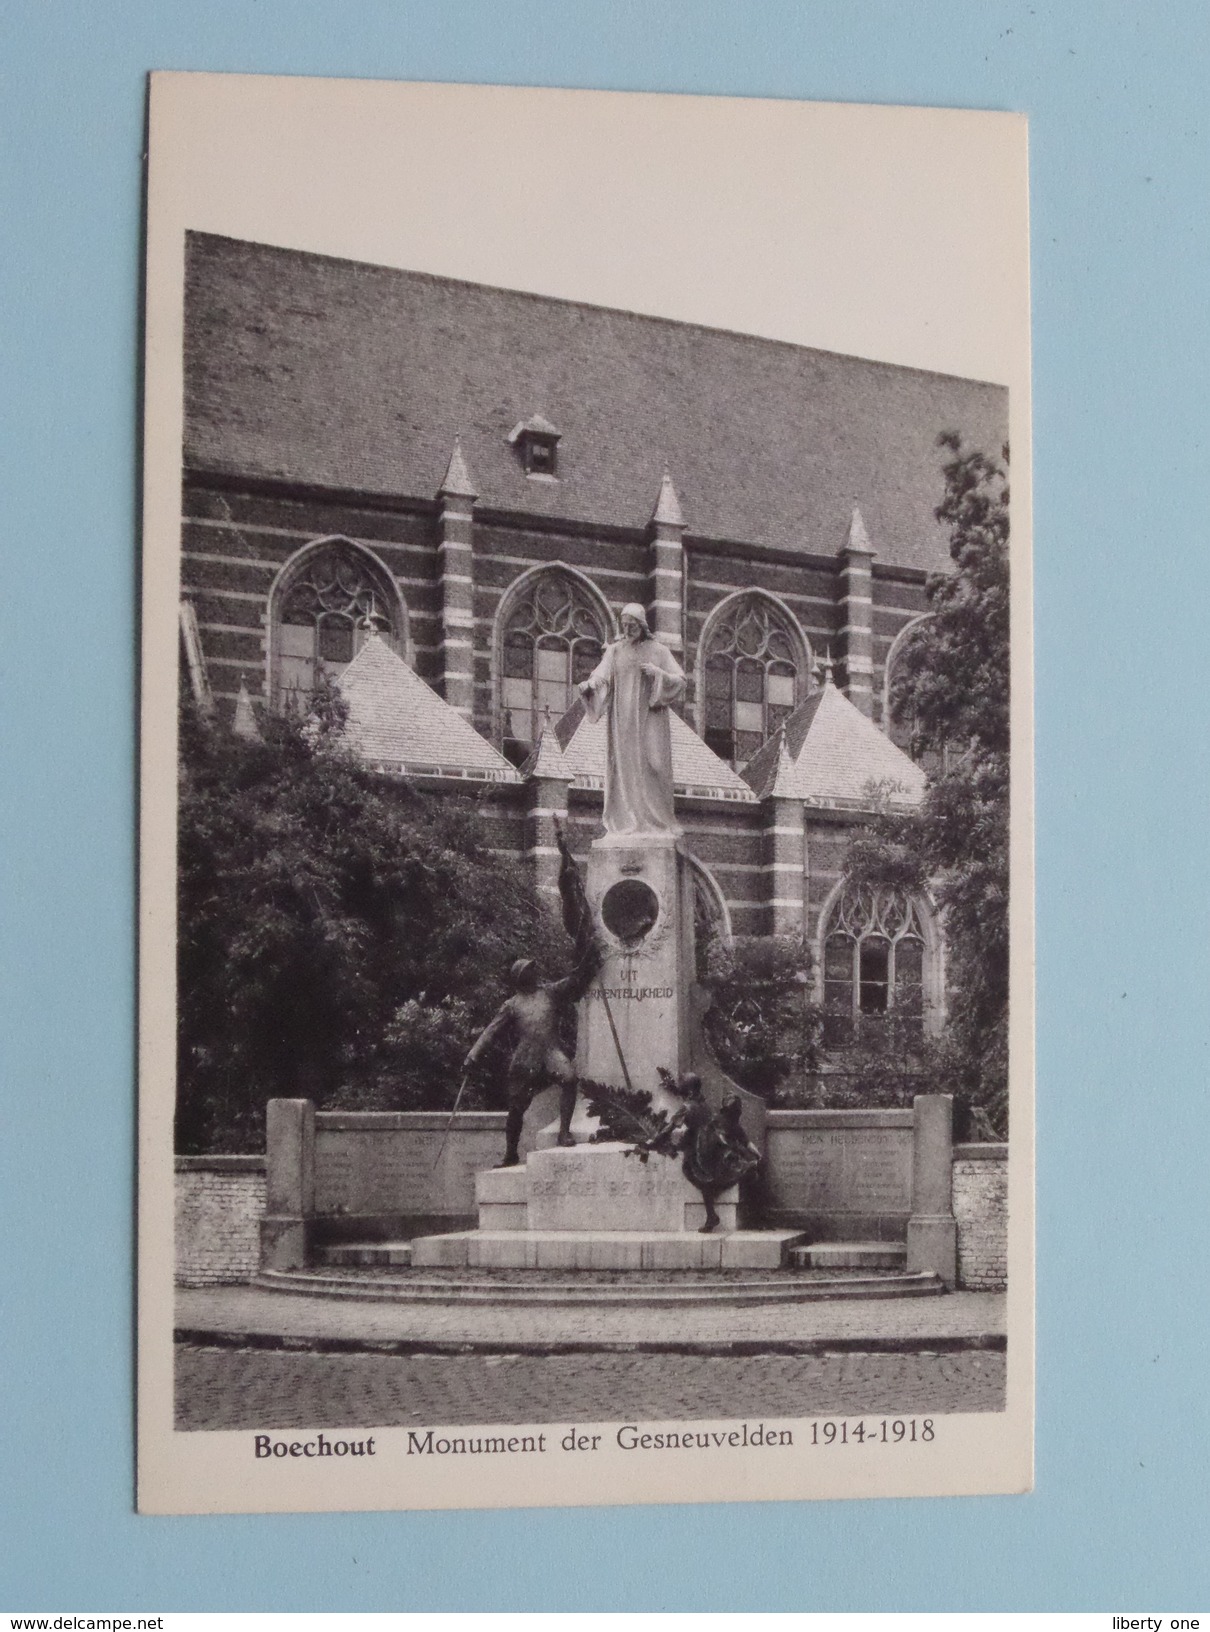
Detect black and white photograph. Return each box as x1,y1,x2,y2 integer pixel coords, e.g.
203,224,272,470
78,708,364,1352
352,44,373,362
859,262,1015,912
139,73,1033,1514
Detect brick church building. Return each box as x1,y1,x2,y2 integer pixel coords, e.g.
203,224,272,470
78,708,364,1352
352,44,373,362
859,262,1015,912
179,232,1008,1045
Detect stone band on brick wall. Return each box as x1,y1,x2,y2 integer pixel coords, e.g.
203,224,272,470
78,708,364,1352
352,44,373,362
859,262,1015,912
175,1155,266,1286
952,1144,1008,1290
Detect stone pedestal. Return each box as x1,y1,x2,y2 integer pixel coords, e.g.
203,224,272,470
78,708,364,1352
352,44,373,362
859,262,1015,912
536,1144,734,1232
578,832,693,1109
406,1143,805,1270
419,1143,737,1242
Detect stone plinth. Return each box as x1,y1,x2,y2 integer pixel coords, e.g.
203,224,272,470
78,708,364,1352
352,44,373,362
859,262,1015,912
410,1141,764,1267
528,1144,733,1233
473,1143,736,1234
410,1229,803,1271
475,1163,528,1231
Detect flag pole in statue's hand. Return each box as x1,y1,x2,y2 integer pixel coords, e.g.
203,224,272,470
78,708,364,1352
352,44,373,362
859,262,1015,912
596,968,634,1096
553,818,634,1097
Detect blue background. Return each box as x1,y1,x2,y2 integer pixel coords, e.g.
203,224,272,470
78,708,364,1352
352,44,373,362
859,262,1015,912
2,0,1208,1611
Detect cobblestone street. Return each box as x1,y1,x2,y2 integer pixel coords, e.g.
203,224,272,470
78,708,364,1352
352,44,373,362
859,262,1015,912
176,1342,1005,1430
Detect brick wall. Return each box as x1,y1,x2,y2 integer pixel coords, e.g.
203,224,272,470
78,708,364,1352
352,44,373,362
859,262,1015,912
175,1156,266,1286
952,1144,1008,1290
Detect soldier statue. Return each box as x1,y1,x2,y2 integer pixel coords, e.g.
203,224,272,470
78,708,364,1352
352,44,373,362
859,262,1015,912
464,947,600,1167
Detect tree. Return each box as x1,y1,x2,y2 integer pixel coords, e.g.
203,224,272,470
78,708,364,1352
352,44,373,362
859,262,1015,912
847,434,1010,1135
700,936,821,1099
176,691,559,1150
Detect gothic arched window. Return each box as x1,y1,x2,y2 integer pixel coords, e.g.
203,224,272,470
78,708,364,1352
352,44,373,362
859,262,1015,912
701,595,805,768
883,614,948,772
822,885,928,1047
273,542,401,713
498,571,607,762
689,855,732,982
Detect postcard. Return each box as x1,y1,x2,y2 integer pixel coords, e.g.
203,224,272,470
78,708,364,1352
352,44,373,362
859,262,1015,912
139,71,1033,1514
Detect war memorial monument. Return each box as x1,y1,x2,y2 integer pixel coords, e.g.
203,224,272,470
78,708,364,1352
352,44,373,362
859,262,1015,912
256,606,960,1291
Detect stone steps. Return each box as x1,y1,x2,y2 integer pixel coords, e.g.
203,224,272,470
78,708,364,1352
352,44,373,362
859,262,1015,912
318,1237,910,1274
259,1265,944,1306
790,1241,908,1271
320,1241,414,1268
410,1227,802,1271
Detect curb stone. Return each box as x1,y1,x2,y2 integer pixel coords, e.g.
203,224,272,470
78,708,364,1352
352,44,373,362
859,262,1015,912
175,1326,1007,1358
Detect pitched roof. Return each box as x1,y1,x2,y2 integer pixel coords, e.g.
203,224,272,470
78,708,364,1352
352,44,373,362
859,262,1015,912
184,232,1008,574
334,633,520,782
508,413,561,443
743,676,926,809
554,698,757,805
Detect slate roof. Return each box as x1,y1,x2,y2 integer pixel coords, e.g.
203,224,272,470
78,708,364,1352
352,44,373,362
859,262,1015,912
553,698,757,804
184,232,1009,575
334,633,520,782
743,675,926,809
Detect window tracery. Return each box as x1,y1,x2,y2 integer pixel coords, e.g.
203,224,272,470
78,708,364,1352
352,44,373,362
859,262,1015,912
822,884,927,1046
274,543,398,712
690,856,731,981
883,615,949,771
702,596,803,768
499,571,607,761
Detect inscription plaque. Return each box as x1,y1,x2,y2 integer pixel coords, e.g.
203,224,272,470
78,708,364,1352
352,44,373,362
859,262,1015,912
525,1145,719,1233
765,1122,912,1218
315,1125,504,1218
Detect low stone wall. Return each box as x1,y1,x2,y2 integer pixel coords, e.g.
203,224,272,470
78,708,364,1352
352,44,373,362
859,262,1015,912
312,1107,546,1243
175,1155,266,1285
174,1119,1011,1290
952,1143,1008,1290
763,1108,915,1239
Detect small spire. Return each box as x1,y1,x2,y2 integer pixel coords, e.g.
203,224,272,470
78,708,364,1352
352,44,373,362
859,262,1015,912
843,505,874,555
767,726,800,800
814,646,835,688
231,676,261,741
438,436,478,500
652,466,685,528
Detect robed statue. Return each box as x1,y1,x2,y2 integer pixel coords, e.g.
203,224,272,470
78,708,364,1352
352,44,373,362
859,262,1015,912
578,603,685,835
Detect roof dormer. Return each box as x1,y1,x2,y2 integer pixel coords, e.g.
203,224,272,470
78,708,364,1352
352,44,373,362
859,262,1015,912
508,413,561,480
